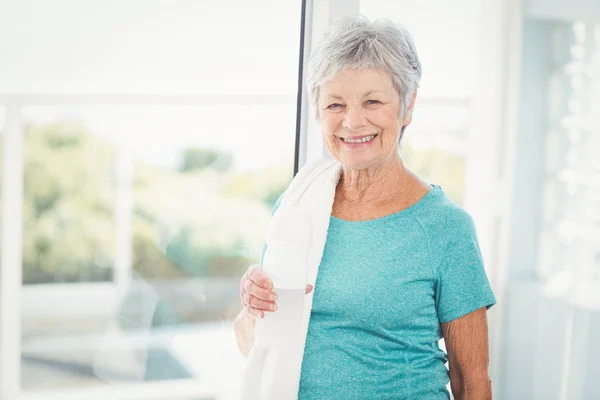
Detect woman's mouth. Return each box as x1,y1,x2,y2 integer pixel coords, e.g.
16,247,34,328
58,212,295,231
340,134,378,145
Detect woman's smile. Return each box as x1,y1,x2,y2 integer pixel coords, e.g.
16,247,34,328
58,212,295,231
339,133,379,147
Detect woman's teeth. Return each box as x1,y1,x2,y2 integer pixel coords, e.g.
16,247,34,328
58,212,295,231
342,134,376,144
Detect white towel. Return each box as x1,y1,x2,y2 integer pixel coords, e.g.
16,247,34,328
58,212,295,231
240,156,343,400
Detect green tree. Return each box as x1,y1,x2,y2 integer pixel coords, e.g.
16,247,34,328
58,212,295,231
178,148,233,173
20,120,282,284
221,164,292,208
23,122,116,283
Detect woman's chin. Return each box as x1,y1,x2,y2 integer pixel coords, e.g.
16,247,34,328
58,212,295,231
338,155,380,171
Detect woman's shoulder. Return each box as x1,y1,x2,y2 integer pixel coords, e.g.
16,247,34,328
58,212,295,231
412,186,478,238
410,189,484,271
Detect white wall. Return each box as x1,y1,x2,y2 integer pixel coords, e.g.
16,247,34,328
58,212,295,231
360,0,482,98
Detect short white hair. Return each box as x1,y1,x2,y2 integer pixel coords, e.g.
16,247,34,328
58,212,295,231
307,15,422,120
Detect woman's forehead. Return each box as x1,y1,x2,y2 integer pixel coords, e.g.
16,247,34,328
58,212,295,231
320,69,395,97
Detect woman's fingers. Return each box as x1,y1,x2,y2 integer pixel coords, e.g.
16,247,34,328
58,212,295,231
244,279,277,303
245,305,264,320
245,266,277,309
240,265,270,302
248,294,278,312
241,266,315,319
239,264,258,304
248,266,274,291
239,265,278,317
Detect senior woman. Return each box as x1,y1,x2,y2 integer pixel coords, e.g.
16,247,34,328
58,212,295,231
235,16,495,400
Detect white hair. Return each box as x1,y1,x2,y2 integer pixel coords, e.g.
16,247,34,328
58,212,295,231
307,15,422,123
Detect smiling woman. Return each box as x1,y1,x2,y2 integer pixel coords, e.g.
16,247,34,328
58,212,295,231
236,15,495,400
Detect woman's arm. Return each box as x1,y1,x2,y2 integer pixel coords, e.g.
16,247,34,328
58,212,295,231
234,309,257,357
442,307,492,400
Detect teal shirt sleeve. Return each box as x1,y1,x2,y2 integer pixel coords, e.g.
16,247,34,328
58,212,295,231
434,209,496,323
259,191,286,265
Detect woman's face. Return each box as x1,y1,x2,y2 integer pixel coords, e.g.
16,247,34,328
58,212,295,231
318,68,415,171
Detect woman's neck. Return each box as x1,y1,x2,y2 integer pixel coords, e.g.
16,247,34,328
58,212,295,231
337,153,409,205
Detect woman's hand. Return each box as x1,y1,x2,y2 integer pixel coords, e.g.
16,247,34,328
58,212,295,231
240,264,314,319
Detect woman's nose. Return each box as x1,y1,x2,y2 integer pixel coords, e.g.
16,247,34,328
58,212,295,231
342,105,367,131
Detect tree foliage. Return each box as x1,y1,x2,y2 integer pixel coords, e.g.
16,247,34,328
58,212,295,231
23,122,116,283
15,121,285,284
178,148,233,173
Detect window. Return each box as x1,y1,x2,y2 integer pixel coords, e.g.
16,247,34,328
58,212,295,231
21,103,296,394
1,1,303,398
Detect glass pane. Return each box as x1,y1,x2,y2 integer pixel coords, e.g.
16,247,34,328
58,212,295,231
21,103,296,394
16,1,302,397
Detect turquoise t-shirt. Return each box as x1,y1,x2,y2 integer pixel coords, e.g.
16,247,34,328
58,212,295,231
266,185,496,399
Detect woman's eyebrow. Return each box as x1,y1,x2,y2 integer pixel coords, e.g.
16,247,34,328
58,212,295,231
362,90,384,97
325,90,384,100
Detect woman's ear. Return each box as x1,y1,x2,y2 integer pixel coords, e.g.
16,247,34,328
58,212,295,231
402,90,418,126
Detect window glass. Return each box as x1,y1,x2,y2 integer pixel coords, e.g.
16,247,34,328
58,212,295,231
15,0,302,396
21,101,297,394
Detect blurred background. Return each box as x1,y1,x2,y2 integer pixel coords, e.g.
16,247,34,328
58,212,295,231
0,0,598,399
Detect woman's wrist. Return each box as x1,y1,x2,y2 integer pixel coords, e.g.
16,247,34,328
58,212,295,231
235,308,256,356
238,307,257,325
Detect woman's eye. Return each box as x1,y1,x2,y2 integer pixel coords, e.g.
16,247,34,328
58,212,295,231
327,103,343,110
366,100,381,105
